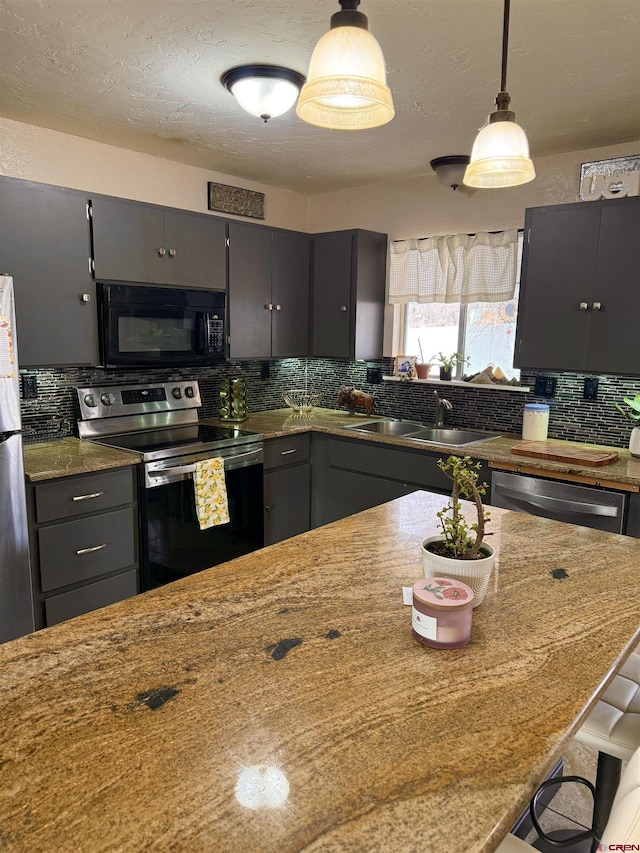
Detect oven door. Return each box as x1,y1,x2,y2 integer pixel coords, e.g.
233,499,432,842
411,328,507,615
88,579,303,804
140,444,263,590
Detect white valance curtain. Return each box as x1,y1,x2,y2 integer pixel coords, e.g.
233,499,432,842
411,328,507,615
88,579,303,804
389,229,519,304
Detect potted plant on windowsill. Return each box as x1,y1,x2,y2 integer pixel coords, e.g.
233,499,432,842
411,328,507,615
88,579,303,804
421,455,495,607
614,394,640,457
432,351,469,381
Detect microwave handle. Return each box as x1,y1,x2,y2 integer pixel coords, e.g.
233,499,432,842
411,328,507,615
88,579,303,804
194,312,208,354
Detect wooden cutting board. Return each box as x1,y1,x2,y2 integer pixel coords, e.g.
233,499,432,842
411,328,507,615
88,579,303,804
510,441,618,466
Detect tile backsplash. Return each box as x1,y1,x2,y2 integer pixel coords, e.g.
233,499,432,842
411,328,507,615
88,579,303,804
20,358,640,450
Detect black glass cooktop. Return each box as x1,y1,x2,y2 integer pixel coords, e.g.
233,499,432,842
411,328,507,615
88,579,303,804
93,424,259,457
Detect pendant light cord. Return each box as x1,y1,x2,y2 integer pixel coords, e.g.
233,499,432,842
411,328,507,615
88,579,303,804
500,0,510,92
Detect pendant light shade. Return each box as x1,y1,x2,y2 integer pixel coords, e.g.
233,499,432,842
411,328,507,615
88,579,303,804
222,65,305,122
463,0,535,188
296,0,394,131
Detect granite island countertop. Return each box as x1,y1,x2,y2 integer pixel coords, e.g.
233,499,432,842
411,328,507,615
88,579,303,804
1,491,639,852
207,408,640,491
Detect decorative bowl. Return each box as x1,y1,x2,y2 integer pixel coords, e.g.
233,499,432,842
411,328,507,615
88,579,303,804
283,389,323,413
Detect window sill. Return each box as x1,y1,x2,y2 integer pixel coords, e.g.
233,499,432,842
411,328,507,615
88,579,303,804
383,376,531,393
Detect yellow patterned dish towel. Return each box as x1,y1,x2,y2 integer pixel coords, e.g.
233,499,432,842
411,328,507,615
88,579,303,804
193,457,230,530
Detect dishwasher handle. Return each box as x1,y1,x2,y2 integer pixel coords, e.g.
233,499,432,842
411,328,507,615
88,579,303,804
493,484,619,518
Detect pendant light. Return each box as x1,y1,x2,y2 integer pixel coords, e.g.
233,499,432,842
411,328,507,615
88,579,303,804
463,0,535,188
221,65,305,123
296,0,394,131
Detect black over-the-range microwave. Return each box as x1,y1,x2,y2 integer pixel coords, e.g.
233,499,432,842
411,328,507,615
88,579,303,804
97,282,226,368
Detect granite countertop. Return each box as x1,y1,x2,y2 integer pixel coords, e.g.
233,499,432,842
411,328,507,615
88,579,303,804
1,491,639,851
22,437,141,482
208,408,640,490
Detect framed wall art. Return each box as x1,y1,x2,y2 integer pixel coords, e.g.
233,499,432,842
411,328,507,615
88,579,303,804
394,355,417,378
207,182,265,219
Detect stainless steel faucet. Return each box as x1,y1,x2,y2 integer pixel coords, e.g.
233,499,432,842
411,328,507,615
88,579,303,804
433,390,453,427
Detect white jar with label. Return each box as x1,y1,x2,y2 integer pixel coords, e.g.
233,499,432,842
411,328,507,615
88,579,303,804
522,403,550,441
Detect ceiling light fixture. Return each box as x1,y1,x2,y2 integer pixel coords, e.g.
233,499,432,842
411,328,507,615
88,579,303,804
221,65,305,123
296,0,394,131
430,156,471,191
463,0,535,188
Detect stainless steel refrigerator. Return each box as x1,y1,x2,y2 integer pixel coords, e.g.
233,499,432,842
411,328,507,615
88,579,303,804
0,274,35,642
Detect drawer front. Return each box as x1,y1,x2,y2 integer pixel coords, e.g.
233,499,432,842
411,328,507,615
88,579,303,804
328,438,450,490
45,570,138,626
38,507,136,592
35,469,135,523
264,433,311,470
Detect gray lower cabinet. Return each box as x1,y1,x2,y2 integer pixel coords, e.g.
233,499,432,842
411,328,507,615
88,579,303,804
90,195,227,289
311,435,487,527
263,434,311,545
311,229,387,360
0,176,98,367
26,467,139,628
627,492,640,538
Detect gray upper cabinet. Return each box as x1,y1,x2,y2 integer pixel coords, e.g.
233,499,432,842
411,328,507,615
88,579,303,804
0,176,98,367
90,196,227,289
515,196,640,374
311,229,387,360
228,221,309,359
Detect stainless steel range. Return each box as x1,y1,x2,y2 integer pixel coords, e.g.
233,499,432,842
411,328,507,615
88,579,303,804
77,381,264,590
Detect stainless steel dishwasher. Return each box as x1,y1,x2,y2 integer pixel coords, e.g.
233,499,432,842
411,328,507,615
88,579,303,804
491,471,627,534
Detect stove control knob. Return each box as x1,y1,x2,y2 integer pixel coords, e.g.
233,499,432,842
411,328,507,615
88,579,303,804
185,386,195,398
172,387,182,399
84,394,97,408
100,393,114,406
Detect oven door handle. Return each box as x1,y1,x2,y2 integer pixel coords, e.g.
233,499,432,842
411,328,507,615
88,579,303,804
148,448,262,478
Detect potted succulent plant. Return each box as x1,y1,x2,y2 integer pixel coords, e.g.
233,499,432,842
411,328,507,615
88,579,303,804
614,394,640,458
421,455,495,606
432,351,469,381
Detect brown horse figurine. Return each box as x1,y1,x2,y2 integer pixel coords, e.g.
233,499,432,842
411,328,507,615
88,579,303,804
337,385,375,416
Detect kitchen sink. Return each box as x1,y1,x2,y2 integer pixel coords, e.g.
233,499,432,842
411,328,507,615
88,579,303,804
345,420,425,437
344,420,500,446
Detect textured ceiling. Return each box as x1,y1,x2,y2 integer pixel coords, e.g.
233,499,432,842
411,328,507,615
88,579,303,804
1,0,639,193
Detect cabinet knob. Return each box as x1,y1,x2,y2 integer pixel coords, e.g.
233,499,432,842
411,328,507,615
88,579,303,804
158,248,166,257
79,293,91,303
168,249,177,258
592,301,603,311
340,305,348,312
265,504,272,512
264,303,273,311
274,304,282,311
579,302,589,311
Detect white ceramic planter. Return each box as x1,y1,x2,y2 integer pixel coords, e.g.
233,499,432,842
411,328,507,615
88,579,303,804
630,426,640,458
421,536,495,607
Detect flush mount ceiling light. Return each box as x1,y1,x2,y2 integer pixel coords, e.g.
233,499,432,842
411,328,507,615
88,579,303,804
464,0,535,188
221,65,306,123
430,156,471,191
296,0,394,131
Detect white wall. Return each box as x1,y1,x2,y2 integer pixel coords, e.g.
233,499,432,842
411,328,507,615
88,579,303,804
0,117,309,231
307,140,640,238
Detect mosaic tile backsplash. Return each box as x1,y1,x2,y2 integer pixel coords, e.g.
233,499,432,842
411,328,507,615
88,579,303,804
19,358,640,450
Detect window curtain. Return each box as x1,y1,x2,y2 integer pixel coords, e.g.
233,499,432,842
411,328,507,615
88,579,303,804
389,229,519,304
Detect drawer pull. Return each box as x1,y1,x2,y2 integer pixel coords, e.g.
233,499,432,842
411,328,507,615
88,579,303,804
280,449,298,456
71,491,104,502
76,543,107,555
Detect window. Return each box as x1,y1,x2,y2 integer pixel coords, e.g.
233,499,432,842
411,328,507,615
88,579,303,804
398,232,523,381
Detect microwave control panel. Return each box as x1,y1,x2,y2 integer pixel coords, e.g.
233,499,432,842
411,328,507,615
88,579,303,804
208,316,225,354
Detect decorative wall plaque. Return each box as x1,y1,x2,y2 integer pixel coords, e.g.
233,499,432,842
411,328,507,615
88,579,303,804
579,155,640,201
207,182,265,219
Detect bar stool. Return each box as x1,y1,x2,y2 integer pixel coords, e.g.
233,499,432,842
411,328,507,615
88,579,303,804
496,745,640,852
497,650,640,853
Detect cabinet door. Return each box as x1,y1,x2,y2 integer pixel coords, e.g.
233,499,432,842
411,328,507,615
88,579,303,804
587,198,640,374
323,468,391,525
164,209,227,290
312,231,353,358
228,221,272,358
91,196,165,283
264,463,311,545
0,177,98,366
271,230,310,357
515,204,601,371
